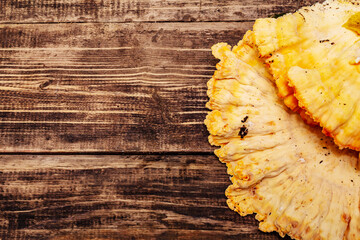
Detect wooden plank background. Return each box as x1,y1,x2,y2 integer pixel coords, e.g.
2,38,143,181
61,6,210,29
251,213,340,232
0,22,252,153
1,154,286,240
1,0,317,23
0,0,319,239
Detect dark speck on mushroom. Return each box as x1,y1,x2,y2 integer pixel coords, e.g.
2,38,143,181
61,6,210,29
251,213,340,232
239,125,249,139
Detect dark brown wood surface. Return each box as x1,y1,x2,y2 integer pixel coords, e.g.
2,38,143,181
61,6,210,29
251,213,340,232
1,0,317,23
0,22,252,153
1,154,287,240
0,0,319,239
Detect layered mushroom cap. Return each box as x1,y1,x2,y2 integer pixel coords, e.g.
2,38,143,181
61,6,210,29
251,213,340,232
250,0,360,150
205,42,360,239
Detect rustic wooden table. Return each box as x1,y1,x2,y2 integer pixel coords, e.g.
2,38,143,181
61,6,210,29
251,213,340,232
0,1,319,239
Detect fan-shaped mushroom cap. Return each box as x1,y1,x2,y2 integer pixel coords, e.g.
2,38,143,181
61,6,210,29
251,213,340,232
250,0,360,150
205,42,360,239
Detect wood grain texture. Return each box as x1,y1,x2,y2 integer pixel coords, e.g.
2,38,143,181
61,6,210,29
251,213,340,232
0,154,288,240
0,22,253,153
0,0,320,23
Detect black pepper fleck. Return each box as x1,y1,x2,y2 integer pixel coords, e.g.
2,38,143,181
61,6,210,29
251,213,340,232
239,125,248,139
319,160,323,164
241,116,249,123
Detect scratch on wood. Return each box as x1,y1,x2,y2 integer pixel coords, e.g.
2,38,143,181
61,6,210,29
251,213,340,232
39,79,54,90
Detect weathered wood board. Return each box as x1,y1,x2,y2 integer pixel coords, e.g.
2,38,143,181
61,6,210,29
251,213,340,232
0,0,318,23
0,154,289,240
0,22,253,152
